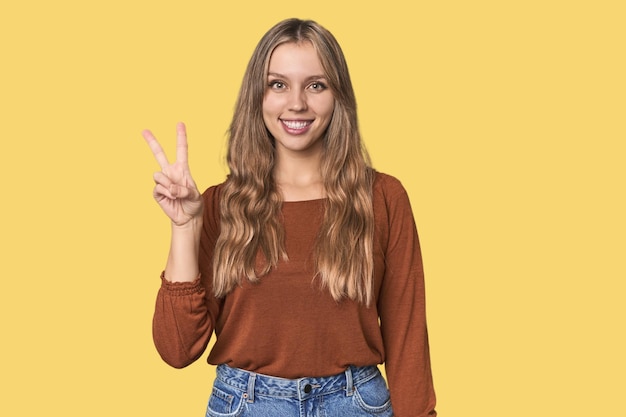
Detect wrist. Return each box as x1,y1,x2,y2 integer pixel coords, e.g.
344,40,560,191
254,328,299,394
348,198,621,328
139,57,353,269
171,214,203,231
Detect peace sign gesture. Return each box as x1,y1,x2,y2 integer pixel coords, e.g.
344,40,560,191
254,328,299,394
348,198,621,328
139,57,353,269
142,122,203,226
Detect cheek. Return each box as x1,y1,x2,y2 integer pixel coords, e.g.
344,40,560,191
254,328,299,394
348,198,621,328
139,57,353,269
262,100,275,124
318,94,335,112
263,91,285,110
262,98,280,135
317,97,335,121
261,96,271,116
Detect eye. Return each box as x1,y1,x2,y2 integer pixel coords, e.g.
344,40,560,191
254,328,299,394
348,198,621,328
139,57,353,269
308,81,328,92
268,80,286,90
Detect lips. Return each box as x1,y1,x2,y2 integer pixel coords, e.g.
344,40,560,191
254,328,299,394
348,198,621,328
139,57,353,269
280,119,313,134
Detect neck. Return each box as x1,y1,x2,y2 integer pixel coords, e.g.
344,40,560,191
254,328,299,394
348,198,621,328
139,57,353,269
274,152,325,201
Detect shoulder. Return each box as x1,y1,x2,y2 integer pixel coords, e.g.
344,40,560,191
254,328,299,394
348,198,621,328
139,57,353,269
202,182,225,204
370,172,419,255
201,181,227,231
371,171,417,227
372,171,410,203
202,181,226,201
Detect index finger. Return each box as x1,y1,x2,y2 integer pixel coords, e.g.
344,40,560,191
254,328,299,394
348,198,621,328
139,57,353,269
176,122,189,166
142,129,170,170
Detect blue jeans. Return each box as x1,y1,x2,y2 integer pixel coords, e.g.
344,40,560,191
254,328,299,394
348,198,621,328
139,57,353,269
206,364,394,417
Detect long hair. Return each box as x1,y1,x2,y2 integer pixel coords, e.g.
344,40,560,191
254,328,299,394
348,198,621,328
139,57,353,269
213,18,375,305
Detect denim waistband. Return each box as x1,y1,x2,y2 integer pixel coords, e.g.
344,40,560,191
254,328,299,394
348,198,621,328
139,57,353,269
215,364,380,401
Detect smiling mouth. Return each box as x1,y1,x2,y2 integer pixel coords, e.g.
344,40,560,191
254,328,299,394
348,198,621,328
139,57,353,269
281,119,313,130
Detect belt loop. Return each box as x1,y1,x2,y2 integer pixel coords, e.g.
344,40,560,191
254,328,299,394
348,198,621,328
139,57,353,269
345,366,354,397
246,372,256,403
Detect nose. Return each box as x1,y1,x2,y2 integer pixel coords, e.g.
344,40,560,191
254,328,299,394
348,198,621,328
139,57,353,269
288,89,307,112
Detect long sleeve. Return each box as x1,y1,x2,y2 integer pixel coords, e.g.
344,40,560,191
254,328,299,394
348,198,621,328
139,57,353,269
152,185,223,368
376,176,437,417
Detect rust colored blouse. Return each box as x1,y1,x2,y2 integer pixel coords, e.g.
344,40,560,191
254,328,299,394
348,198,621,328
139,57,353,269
152,172,437,417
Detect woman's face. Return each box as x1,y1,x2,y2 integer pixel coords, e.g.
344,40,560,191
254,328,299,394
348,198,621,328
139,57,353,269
262,42,335,159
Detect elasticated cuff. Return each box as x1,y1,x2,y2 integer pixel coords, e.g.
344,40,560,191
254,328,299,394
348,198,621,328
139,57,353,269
159,272,203,296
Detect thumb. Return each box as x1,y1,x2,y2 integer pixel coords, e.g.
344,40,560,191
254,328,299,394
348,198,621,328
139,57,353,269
169,184,199,200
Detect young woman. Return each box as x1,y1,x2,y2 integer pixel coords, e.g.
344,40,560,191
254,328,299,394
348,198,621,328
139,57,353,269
143,18,437,417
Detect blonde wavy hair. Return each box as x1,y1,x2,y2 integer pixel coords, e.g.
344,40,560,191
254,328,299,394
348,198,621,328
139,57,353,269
213,18,376,305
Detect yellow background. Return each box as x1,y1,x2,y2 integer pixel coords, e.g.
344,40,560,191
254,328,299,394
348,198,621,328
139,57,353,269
1,1,624,416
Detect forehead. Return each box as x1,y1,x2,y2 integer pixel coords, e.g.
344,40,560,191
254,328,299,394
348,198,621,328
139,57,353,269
267,42,325,77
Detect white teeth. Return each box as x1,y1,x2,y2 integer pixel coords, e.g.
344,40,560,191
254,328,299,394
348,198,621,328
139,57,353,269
282,120,311,129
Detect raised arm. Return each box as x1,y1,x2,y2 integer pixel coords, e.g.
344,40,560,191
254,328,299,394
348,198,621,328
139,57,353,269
142,122,203,282
142,123,217,367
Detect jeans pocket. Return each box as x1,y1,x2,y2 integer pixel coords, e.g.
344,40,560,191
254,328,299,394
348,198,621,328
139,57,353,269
353,373,393,415
206,381,246,417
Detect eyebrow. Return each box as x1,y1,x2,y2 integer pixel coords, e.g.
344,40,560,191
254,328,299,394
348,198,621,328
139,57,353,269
267,72,328,81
